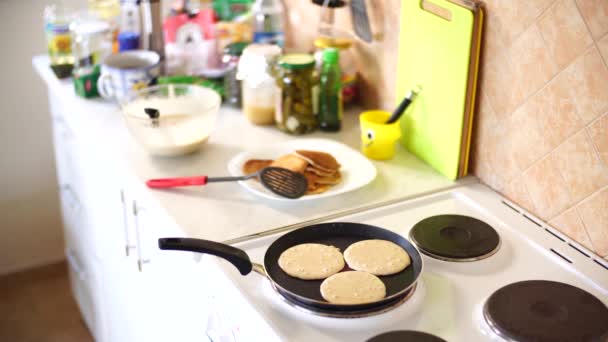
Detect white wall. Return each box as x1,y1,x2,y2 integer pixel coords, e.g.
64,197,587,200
0,0,81,275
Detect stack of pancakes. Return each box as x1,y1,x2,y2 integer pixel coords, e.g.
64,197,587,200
242,150,342,195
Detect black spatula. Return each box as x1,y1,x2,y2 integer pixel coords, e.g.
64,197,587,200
146,167,309,199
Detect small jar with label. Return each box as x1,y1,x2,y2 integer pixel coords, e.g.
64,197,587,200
237,44,282,125
275,54,318,134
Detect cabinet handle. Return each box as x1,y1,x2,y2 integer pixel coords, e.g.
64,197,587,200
133,200,151,272
66,249,86,281
120,190,135,256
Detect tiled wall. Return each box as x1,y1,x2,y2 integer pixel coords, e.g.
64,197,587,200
283,0,608,258
472,0,608,259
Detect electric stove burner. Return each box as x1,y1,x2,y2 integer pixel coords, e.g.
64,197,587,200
366,330,447,342
483,280,608,342
409,215,500,262
273,283,417,318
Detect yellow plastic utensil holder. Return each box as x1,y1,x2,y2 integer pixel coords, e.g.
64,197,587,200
359,110,402,160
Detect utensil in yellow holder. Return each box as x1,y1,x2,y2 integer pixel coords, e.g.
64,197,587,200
360,110,402,160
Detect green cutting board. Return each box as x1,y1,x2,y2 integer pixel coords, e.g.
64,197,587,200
396,0,474,180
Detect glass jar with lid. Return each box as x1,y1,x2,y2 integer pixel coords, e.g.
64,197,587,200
275,54,318,134
237,44,282,125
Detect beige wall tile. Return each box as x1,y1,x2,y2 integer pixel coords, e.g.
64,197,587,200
598,34,608,64
538,0,594,69
484,0,555,47
577,188,608,256
473,160,506,192
553,131,608,202
509,25,558,104
502,176,537,216
550,207,594,250
575,0,608,40
565,47,608,123
471,93,499,163
588,113,608,166
481,51,522,120
508,101,552,171
523,154,573,219
490,120,521,185
529,72,584,150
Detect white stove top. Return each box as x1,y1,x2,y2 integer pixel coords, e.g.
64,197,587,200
211,184,608,341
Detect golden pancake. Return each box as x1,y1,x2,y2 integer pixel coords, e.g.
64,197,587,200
313,170,342,185
320,271,386,304
344,240,411,276
278,243,345,280
270,154,309,173
306,166,337,177
242,159,273,174
294,150,340,172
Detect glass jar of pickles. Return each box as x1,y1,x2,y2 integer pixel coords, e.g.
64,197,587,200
275,54,318,134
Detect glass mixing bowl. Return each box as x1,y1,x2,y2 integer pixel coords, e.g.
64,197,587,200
120,84,221,156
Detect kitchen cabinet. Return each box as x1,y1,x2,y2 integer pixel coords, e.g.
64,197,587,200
49,91,211,342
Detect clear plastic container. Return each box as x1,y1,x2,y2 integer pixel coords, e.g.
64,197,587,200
236,44,281,125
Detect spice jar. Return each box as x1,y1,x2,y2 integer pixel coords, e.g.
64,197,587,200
275,54,318,134
237,44,281,125
222,42,248,108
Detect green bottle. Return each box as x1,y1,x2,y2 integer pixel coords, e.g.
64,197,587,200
318,48,343,132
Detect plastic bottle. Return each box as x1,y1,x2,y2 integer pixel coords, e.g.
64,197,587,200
251,0,285,47
318,48,342,132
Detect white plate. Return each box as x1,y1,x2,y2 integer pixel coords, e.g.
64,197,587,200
227,138,377,201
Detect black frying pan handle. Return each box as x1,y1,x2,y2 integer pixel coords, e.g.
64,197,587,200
158,238,253,275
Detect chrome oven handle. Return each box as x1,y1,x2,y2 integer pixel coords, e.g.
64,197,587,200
133,200,151,272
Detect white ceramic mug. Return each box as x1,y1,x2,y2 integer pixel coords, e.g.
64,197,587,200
97,50,161,100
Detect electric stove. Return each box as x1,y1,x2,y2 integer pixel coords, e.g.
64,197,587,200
199,183,608,342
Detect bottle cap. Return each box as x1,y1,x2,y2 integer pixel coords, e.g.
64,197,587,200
118,31,140,52
322,48,339,64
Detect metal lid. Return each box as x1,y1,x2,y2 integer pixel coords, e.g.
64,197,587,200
279,54,315,69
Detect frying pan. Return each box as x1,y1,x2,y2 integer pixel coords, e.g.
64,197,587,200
159,222,423,312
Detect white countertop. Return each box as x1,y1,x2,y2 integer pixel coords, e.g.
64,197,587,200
34,55,473,244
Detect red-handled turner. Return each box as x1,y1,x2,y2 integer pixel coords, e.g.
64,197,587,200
146,167,309,199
